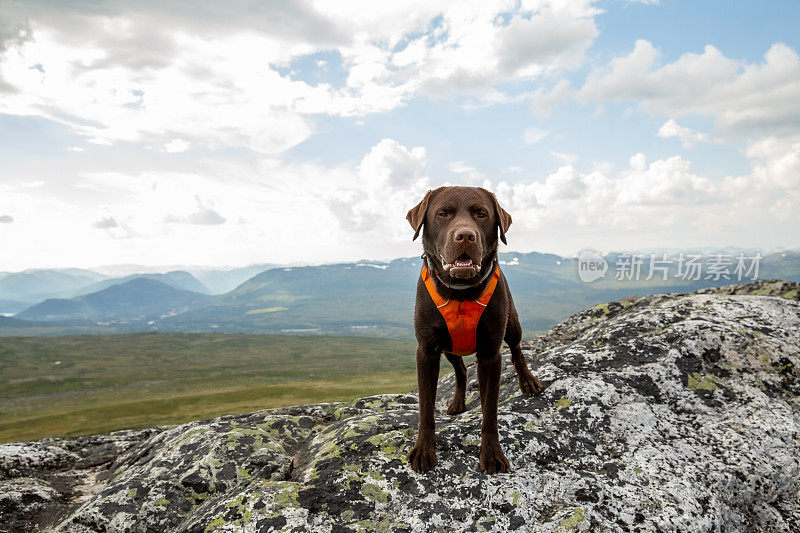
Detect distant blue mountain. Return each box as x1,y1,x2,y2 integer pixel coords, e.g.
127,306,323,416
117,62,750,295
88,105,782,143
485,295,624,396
17,278,211,323
0,299,30,315
0,268,107,304
190,264,278,294
161,258,421,335
69,271,210,297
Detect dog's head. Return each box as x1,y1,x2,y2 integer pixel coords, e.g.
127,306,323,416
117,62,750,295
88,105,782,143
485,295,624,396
406,186,511,282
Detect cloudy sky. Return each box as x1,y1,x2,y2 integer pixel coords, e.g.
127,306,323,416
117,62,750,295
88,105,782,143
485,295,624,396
1,0,798,271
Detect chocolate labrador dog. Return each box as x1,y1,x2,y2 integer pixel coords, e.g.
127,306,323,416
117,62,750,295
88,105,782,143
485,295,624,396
405,186,543,474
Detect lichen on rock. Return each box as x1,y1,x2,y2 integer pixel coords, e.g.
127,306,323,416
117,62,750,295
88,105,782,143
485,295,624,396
1,281,799,532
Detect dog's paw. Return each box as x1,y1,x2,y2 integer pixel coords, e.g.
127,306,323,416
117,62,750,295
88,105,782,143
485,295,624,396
447,398,467,415
407,440,437,473
479,441,510,474
519,371,543,396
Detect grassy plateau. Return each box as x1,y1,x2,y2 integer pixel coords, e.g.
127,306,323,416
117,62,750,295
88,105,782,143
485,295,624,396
0,333,420,443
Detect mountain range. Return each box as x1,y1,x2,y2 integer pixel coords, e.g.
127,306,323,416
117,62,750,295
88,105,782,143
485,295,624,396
0,264,278,315
16,278,212,324
71,271,211,297
2,250,799,337
0,268,107,313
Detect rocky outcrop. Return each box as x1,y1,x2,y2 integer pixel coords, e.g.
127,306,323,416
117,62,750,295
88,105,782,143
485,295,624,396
1,280,799,532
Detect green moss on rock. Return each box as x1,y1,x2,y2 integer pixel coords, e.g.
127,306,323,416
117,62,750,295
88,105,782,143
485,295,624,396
687,372,717,391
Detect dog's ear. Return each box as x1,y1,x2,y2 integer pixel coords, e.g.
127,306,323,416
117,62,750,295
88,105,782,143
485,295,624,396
481,188,512,245
406,189,436,241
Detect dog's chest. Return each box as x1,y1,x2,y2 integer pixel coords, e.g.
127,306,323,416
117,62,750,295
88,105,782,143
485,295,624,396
420,266,499,356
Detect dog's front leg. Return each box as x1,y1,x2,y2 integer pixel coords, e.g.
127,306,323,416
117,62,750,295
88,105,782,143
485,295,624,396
444,353,468,415
476,350,509,474
407,343,440,472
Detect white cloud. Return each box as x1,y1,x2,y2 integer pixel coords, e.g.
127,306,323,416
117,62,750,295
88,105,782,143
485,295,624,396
389,2,598,100
0,1,603,152
0,1,29,55
724,135,800,217
185,207,226,225
0,214,13,223
523,127,549,144
1,134,798,269
551,151,578,165
657,119,709,148
581,40,800,137
163,139,191,153
618,155,715,206
496,7,598,76
629,153,647,172
322,138,797,257
165,197,226,225
532,79,572,116
449,161,484,183
358,138,427,189
92,216,119,229
0,161,361,269
0,140,434,269
481,137,799,253
591,160,614,174
0,27,316,153
326,138,429,238
449,161,477,173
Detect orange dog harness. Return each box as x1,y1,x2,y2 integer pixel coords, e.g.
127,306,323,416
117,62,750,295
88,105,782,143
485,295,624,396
421,264,500,356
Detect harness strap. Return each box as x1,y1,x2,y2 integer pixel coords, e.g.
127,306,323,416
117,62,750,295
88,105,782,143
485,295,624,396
421,264,500,356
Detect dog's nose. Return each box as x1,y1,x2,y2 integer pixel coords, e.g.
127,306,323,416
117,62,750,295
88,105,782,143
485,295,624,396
453,228,477,243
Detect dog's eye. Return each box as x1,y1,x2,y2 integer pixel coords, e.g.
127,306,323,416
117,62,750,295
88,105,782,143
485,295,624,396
476,210,488,218
438,210,450,217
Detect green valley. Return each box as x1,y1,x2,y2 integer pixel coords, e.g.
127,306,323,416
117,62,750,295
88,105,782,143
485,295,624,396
0,333,419,443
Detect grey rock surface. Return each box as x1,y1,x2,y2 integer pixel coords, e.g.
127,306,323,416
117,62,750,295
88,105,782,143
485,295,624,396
1,280,799,532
